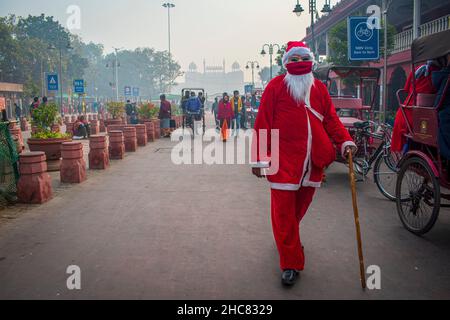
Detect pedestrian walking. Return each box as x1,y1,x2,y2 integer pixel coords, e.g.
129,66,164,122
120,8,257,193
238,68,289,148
211,97,219,130
252,41,357,286
14,103,21,121
218,93,233,141
159,94,172,138
230,90,243,135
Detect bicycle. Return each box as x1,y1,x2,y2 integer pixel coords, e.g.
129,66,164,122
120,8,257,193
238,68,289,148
351,120,399,201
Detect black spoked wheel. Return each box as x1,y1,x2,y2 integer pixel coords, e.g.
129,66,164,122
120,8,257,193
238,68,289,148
374,152,399,201
395,157,440,235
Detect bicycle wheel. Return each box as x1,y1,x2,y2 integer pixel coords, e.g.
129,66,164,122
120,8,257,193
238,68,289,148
395,157,440,235
374,152,398,201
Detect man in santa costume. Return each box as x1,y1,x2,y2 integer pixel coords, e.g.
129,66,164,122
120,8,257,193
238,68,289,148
252,41,357,286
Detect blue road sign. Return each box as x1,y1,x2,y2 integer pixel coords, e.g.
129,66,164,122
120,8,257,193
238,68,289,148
73,79,85,94
47,74,59,91
348,16,380,61
124,86,132,96
132,87,139,97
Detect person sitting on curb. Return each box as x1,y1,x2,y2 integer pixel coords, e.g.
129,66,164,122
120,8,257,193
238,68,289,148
73,115,90,140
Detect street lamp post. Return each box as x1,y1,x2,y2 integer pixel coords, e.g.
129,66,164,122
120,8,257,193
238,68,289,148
113,47,121,101
106,56,120,102
246,61,260,88
48,42,73,114
293,0,332,60
260,44,282,80
162,3,175,58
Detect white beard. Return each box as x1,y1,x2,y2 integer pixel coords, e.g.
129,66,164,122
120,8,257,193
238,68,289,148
284,72,315,104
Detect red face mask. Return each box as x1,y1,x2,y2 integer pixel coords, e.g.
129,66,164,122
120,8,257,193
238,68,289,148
286,61,313,75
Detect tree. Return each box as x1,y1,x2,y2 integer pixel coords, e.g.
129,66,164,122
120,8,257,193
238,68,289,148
258,65,281,87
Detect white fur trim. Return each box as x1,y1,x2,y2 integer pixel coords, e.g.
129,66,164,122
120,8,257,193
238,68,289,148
341,141,357,158
251,161,271,169
282,47,314,66
271,183,301,191
302,180,322,188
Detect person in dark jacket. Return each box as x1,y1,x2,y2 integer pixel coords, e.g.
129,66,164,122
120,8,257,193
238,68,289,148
212,97,219,129
15,103,21,121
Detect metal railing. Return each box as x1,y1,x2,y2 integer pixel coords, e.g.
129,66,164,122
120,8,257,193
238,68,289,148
391,14,450,54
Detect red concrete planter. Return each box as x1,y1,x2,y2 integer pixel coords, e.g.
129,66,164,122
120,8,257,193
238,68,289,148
27,137,72,172
135,124,147,146
104,119,123,127
60,142,86,183
90,120,99,135
123,127,137,152
108,131,125,160
146,119,160,139
17,152,53,204
20,118,29,131
89,135,109,170
107,124,125,133
9,127,24,154
99,119,106,133
143,121,155,142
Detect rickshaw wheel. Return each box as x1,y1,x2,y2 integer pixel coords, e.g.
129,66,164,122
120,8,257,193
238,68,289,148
395,156,440,235
374,152,398,201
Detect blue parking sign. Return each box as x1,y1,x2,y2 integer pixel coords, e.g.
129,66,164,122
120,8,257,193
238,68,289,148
47,74,59,91
132,87,139,97
348,16,380,61
74,79,84,94
124,86,132,96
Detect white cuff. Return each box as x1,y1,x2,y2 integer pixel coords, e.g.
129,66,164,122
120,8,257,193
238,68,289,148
341,141,357,158
251,161,271,169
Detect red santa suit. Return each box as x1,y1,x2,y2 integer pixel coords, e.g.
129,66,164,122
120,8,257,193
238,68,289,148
252,42,356,271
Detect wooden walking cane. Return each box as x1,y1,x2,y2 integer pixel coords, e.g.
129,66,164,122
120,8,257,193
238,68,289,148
347,151,366,290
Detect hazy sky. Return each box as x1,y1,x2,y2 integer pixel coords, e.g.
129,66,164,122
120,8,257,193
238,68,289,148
0,0,331,81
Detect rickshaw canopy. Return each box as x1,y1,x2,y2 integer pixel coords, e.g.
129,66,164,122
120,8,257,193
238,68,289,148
325,66,381,82
411,29,450,64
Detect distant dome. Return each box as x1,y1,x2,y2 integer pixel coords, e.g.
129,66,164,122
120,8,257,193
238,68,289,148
189,62,197,71
231,62,240,70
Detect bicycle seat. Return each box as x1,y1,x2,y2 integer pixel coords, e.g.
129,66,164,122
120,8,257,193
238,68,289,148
354,121,370,129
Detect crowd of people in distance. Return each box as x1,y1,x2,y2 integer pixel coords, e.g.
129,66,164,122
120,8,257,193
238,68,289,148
210,90,261,135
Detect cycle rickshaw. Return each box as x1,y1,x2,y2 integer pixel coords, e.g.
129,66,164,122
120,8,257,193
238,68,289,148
181,88,206,136
318,65,398,200
395,29,450,235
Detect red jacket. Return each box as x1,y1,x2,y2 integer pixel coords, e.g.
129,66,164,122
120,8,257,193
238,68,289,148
217,100,234,120
253,75,355,190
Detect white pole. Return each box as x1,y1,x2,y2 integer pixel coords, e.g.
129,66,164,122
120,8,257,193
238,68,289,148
413,0,421,39
115,49,119,101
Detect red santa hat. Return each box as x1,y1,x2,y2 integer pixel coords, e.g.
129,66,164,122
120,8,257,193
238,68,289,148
282,41,314,67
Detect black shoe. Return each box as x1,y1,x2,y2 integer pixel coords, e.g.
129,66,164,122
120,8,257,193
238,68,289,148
281,269,299,286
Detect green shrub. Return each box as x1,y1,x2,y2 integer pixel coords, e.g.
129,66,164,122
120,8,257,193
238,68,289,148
106,102,125,119
31,103,59,131
138,103,159,119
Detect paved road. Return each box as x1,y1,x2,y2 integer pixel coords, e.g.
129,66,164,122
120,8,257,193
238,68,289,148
0,115,450,299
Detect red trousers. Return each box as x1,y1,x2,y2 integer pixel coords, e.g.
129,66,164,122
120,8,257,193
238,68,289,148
271,187,316,271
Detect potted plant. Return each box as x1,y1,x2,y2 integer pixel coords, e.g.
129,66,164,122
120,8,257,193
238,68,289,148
105,102,125,126
137,102,158,122
27,103,72,171
138,103,160,139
